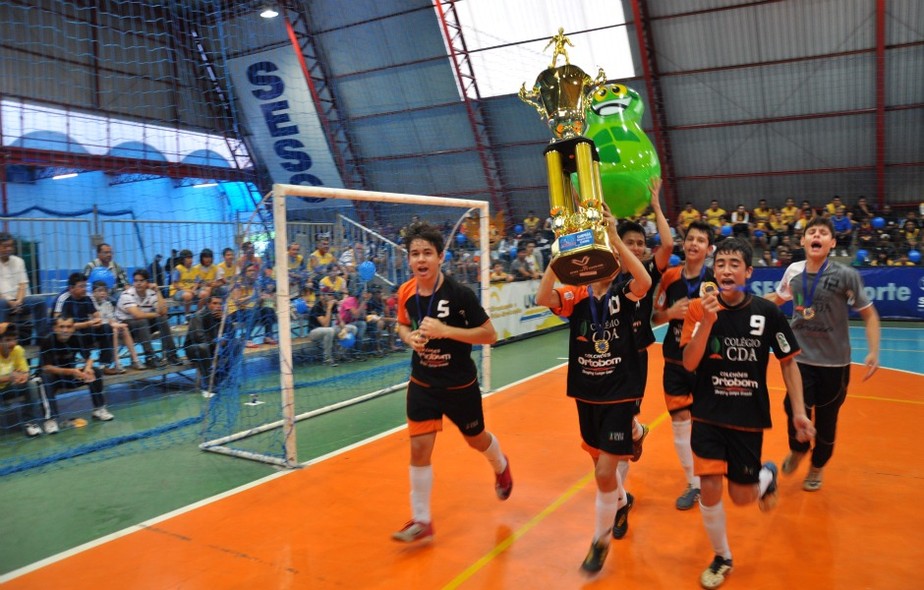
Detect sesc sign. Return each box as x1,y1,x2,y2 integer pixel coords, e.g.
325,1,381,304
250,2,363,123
227,46,344,204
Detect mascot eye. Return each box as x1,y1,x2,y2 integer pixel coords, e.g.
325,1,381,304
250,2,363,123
614,84,627,96
595,87,608,98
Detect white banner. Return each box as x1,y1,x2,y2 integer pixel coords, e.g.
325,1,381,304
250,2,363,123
487,279,565,341
227,47,345,208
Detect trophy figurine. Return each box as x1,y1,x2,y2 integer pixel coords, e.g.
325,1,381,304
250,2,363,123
519,30,619,285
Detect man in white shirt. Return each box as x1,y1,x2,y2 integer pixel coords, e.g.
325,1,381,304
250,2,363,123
116,269,181,368
0,232,49,344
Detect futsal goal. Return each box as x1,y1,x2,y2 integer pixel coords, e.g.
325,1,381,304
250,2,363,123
198,185,493,468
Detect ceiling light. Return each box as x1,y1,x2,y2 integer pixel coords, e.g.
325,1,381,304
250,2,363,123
52,172,78,180
194,182,218,189
260,5,279,18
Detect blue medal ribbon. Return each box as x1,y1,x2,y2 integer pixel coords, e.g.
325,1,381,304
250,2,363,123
800,259,828,315
587,284,611,353
682,265,707,299
414,275,442,330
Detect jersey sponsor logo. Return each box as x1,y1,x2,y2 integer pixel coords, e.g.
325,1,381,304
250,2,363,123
775,332,791,353
578,354,623,368
711,371,759,391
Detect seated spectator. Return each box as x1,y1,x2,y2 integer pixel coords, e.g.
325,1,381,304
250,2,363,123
338,242,366,274
523,210,542,236
339,289,368,352
213,247,237,297
825,195,844,215
856,218,877,251
83,242,130,294
833,206,854,256
524,240,545,274
285,243,309,294
307,286,339,366
53,272,117,375
319,264,347,296
308,238,334,273
779,197,800,232
730,204,751,239
92,281,143,372
0,232,50,344
366,287,396,352
903,220,920,249
0,323,42,437
704,200,726,230
193,248,219,310
170,249,198,320
851,196,874,224
490,261,514,283
510,247,539,281
184,295,226,396
115,269,181,368
890,252,916,267
776,245,793,268
148,254,168,297
256,266,278,345
237,241,262,274
676,202,700,238
227,263,275,348
755,249,777,267
752,199,771,228
38,315,114,433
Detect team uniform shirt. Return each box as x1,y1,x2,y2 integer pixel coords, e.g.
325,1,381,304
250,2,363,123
654,264,716,361
115,287,160,322
215,261,237,284
193,263,217,286
0,345,28,391
705,207,727,228
551,281,642,403
681,294,800,430
170,264,198,296
774,260,872,367
779,206,800,226
309,250,334,271
397,274,488,389
678,209,700,229
615,258,663,351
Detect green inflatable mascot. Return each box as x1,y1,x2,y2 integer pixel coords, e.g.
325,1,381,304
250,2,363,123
579,83,661,218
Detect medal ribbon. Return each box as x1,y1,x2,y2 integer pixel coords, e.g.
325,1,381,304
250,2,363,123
587,284,611,346
682,265,707,299
415,275,442,329
801,259,828,311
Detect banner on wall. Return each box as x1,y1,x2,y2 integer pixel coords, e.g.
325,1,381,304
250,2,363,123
227,46,345,208
750,267,924,320
488,280,565,341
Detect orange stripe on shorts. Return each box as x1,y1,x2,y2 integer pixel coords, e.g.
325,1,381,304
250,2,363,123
694,456,727,477
664,393,693,412
408,419,443,437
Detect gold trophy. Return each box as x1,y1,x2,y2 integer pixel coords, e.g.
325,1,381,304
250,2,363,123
519,29,619,285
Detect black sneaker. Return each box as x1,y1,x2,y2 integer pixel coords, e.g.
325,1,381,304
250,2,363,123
612,492,634,539
580,538,609,574
146,358,167,369
700,555,733,589
168,356,186,366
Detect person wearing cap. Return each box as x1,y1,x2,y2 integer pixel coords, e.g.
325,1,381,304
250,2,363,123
169,249,198,321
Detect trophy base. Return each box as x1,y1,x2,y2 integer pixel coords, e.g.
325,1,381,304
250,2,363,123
550,229,620,286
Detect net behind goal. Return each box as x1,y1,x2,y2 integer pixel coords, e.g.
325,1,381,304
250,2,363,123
198,185,493,467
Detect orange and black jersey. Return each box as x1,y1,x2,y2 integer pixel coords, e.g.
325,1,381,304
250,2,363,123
552,281,642,403
680,294,800,430
397,274,489,389
654,264,715,361
615,258,663,351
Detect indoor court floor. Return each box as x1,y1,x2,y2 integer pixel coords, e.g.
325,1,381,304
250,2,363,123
2,326,921,589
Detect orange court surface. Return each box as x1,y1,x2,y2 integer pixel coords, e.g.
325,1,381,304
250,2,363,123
4,352,922,589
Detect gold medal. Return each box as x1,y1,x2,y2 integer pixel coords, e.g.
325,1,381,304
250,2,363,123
593,336,609,354
700,281,719,297
802,306,816,320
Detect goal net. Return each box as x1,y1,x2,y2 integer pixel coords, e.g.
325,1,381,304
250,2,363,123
198,185,493,467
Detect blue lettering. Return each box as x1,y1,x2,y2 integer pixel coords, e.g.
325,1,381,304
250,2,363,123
261,101,298,137
275,139,312,171
247,61,284,100
290,173,323,187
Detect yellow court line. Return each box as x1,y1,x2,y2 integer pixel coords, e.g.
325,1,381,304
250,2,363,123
442,412,672,589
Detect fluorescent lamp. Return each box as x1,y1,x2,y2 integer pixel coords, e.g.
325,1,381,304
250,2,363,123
52,172,78,180
194,182,218,188
260,5,279,18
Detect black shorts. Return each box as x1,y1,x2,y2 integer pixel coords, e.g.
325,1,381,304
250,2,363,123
798,363,851,410
406,379,485,437
691,421,764,485
634,348,650,416
576,399,635,457
662,361,695,413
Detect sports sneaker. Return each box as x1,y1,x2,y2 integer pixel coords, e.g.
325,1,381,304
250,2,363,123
700,554,733,589
24,423,42,437
631,423,649,462
612,492,634,539
131,362,146,371
92,407,115,421
676,484,701,510
495,455,513,500
201,390,215,399
758,461,779,512
391,520,433,543
803,467,823,491
580,538,610,573
782,450,806,475
168,356,186,366
43,419,60,434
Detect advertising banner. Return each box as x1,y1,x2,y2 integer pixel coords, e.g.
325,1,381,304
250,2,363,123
488,280,565,341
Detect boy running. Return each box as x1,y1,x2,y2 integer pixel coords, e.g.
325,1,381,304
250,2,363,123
536,204,651,573
766,216,880,491
681,237,814,589
652,219,715,509
392,222,512,543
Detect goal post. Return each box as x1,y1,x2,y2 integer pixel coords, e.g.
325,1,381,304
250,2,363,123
198,184,493,468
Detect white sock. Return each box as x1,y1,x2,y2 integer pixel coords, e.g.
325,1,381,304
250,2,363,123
699,500,732,560
672,419,701,488
758,465,773,496
617,460,629,488
632,419,644,441
409,465,433,523
594,489,620,542
481,432,507,474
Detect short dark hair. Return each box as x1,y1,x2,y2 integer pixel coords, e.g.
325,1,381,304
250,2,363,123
200,248,213,262
92,280,109,291
617,221,645,239
0,232,13,245
68,272,88,288
805,216,835,234
222,247,234,256
714,237,753,265
96,243,111,254
133,268,150,281
404,222,445,254
685,220,714,244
